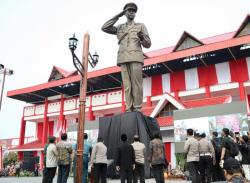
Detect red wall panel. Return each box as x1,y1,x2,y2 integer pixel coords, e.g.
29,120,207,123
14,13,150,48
164,142,171,162
151,75,163,96
198,65,218,87
229,58,249,82
37,123,43,140
170,71,185,92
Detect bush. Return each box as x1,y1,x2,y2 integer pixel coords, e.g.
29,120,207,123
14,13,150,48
3,152,17,167
175,153,186,171
20,170,35,177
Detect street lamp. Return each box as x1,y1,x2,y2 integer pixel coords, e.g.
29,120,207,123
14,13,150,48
69,34,99,77
69,33,99,183
0,65,14,111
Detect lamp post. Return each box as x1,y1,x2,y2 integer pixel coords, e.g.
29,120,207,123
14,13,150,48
69,33,99,183
0,145,3,169
0,65,14,111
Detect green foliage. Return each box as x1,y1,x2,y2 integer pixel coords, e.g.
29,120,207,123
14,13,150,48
20,170,35,177
3,152,17,166
175,153,186,171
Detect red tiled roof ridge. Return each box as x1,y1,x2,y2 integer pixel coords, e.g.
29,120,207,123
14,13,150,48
146,31,236,58
53,66,77,78
9,139,43,151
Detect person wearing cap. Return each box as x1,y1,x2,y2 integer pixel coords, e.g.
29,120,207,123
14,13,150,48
131,135,146,183
223,157,247,183
194,131,201,141
102,3,151,112
116,133,135,183
198,132,216,183
184,128,200,183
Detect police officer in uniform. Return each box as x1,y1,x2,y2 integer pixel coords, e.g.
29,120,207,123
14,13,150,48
102,3,151,112
199,132,216,183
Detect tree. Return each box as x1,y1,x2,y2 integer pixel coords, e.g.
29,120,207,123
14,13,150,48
3,152,17,167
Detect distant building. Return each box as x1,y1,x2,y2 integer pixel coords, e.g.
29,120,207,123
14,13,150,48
0,136,34,169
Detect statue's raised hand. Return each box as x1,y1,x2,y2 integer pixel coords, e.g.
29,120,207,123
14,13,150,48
117,10,126,18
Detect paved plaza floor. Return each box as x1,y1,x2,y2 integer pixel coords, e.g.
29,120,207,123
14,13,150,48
0,177,191,183
0,176,229,183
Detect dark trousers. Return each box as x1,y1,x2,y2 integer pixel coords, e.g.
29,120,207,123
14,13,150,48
15,168,20,177
211,162,225,182
82,156,89,183
199,156,212,183
42,168,48,183
186,161,200,183
133,163,145,183
46,167,57,183
93,163,107,183
120,169,133,183
57,164,70,183
151,164,165,183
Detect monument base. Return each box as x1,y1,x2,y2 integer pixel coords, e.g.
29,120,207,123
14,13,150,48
99,111,160,178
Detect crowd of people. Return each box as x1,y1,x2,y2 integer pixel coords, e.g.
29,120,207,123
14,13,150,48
0,161,21,177
41,127,250,183
184,127,250,183
42,132,168,183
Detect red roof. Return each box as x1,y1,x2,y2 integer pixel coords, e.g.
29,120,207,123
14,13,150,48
7,66,120,97
145,34,250,66
172,31,204,52
183,95,232,108
48,66,78,81
233,14,250,38
141,106,154,116
9,140,43,151
54,66,78,78
146,31,236,58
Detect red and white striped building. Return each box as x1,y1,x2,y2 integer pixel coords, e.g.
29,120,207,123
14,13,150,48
6,15,250,168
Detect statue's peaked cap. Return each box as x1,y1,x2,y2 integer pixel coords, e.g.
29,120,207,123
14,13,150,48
123,2,137,12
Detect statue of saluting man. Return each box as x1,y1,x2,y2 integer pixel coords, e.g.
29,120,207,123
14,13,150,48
102,2,151,112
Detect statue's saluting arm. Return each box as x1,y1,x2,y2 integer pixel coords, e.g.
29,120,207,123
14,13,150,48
101,10,126,35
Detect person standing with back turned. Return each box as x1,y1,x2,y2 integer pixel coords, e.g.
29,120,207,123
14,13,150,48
46,136,58,183
102,2,151,112
184,129,200,183
131,135,146,183
90,137,108,183
116,133,135,183
56,133,73,183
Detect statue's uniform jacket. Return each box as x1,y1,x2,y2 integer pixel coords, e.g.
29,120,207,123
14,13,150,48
102,15,151,111
102,16,151,65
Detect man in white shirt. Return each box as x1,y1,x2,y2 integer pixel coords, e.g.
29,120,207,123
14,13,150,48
45,136,58,183
131,135,145,183
184,129,200,183
90,137,108,183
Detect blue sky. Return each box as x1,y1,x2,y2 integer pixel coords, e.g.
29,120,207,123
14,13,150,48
0,0,249,139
